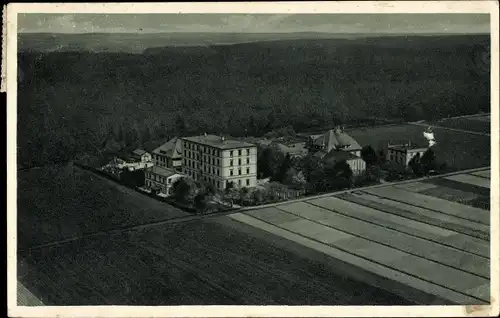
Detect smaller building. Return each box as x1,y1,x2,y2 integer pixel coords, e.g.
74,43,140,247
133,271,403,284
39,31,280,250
321,149,367,176
130,149,152,163
144,166,184,196
307,126,362,157
273,142,308,158
386,141,428,167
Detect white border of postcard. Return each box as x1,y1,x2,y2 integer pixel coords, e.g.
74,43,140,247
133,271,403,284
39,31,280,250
5,1,500,317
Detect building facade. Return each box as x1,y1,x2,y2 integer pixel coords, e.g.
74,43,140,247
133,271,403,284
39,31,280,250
321,150,367,176
181,135,257,191
152,137,183,171
307,127,362,157
131,149,152,163
386,142,428,167
144,166,184,195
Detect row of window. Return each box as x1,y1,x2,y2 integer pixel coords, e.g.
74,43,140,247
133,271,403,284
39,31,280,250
184,142,222,156
229,149,251,157
230,158,250,166
145,173,172,185
230,167,251,176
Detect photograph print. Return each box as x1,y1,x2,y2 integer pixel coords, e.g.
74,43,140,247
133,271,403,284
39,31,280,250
7,1,499,316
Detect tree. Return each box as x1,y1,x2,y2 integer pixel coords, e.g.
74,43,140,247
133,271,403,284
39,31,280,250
257,146,285,179
324,160,354,191
194,192,208,213
408,153,424,177
273,153,293,182
171,177,195,202
361,145,378,166
250,189,264,205
378,149,386,164
421,148,437,174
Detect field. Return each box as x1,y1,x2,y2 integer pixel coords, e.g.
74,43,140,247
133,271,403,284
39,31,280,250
345,123,490,170
229,168,491,304
427,115,491,134
17,163,188,250
18,218,411,305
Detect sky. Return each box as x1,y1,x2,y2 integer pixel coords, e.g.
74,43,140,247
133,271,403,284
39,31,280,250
18,13,490,34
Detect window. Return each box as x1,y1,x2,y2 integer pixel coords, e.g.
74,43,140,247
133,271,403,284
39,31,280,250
238,168,241,175
230,151,233,157
184,150,187,156
238,179,242,185
246,179,250,186
246,168,250,174
238,150,242,156
230,160,233,166
238,159,241,165
247,158,250,164
168,178,171,184
230,169,233,176
246,149,250,155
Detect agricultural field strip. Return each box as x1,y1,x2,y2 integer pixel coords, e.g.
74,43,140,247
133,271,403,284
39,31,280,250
302,196,489,259
339,192,490,244
126,241,248,304
228,213,486,304
17,281,44,306
444,174,491,189
19,207,241,252
365,186,490,225
409,122,491,136
243,208,488,299
273,202,489,278
469,170,491,179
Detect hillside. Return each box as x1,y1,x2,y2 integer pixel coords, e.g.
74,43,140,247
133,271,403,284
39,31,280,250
17,35,490,168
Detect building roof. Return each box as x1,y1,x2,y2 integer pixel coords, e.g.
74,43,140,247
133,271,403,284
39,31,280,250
181,134,256,150
132,149,148,156
153,137,183,159
273,142,307,156
322,149,363,164
388,142,428,152
312,128,362,152
147,166,181,178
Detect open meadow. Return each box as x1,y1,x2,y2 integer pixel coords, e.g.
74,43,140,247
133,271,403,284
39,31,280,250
346,123,490,170
17,163,188,250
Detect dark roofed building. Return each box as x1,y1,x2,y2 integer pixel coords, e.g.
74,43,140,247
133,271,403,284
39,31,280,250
307,126,362,157
152,137,183,171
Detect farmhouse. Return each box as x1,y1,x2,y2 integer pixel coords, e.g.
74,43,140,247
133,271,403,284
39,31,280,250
107,148,153,171
144,166,184,196
386,141,428,167
152,137,183,171
181,134,258,191
307,126,362,157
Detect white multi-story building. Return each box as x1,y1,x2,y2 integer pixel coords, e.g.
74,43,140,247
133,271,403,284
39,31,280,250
181,134,257,191
144,166,184,195
386,141,428,167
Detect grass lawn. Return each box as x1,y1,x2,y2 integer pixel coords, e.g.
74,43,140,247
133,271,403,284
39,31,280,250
346,124,490,170
17,163,188,249
18,217,411,306
426,116,491,134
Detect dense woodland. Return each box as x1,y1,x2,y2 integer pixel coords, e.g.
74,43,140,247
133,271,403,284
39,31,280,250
18,35,490,168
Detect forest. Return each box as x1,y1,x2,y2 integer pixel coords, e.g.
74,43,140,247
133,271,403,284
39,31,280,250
17,35,490,168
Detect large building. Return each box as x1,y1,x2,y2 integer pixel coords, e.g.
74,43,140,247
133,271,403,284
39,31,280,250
386,141,428,167
152,137,183,171
181,134,257,191
144,166,184,195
